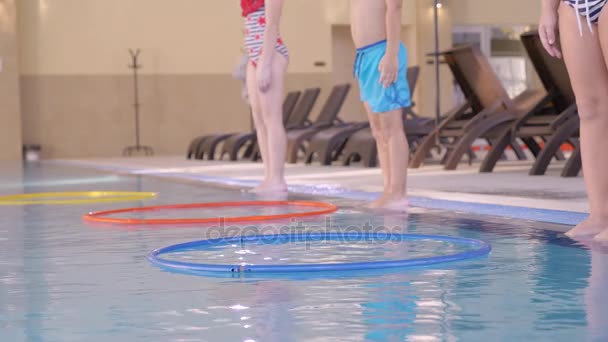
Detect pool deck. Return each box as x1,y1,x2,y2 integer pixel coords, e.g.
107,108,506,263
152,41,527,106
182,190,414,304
50,156,589,228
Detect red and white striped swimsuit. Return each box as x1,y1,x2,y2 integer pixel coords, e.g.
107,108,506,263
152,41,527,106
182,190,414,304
241,0,289,67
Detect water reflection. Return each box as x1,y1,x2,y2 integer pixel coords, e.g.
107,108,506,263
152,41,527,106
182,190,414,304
585,243,608,342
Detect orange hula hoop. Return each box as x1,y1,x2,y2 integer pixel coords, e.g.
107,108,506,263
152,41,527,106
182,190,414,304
83,200,338,225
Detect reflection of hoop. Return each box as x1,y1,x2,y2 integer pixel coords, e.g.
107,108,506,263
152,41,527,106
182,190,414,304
83,201,338,225
0,191,157,205
147,233,492,274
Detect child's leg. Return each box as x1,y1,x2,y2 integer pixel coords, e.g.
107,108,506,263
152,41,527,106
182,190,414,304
246,62,270,188
558,5,608,238
365,103,390,195
254,51,289,193
380,109,409,201
591,10,608,242
365,104,409,210
355,41,410,210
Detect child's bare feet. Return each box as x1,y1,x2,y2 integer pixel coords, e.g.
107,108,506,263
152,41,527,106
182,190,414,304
249,180,288,195
368,193,391,209
380,197,409,212
249,180,269,193
368,193,408,212
566,217,607,239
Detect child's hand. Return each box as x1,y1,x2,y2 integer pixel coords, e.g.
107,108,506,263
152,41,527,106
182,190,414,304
257,62,272,92
379,54,399,88
539,8,562,58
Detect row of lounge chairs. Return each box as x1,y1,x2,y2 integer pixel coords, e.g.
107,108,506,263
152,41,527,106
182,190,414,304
187,31,580,177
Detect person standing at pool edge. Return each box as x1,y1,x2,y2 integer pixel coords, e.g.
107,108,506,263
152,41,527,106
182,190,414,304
241,0,289,194
351,0,411,210
539,0,608,241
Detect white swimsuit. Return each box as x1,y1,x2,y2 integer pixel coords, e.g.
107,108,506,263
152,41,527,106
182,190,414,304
564,0,608,35
243,6,289,67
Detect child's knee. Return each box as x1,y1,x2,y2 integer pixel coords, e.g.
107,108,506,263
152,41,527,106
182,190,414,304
379,115,404,136
576,95,608,123
371,125,390,144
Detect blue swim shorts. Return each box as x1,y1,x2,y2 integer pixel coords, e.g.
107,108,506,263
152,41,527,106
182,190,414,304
353,40,411,113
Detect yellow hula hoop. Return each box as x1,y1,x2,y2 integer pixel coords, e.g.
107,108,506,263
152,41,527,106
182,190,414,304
0,191,157,205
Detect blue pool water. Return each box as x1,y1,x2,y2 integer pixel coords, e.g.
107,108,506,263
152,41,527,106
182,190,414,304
1,162,607,341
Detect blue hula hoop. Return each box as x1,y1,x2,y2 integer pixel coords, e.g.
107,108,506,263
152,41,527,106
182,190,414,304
148,233,492,273
147,233,491,274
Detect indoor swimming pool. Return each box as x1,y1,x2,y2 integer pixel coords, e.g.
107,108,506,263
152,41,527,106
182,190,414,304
0,162,606,341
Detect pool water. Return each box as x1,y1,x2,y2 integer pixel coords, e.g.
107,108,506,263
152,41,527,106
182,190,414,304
1,162,607,341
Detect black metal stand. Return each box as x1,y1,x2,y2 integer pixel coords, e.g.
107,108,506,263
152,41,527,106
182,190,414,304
423,0,449,160
433,0,442,139
123,49,154,156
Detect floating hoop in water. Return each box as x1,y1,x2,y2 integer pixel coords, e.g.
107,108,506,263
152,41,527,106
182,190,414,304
83,201,338,225
0,191,157,205
147,233,491,274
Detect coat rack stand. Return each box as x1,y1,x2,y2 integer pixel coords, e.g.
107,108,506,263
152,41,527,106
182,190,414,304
123,49,154,156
